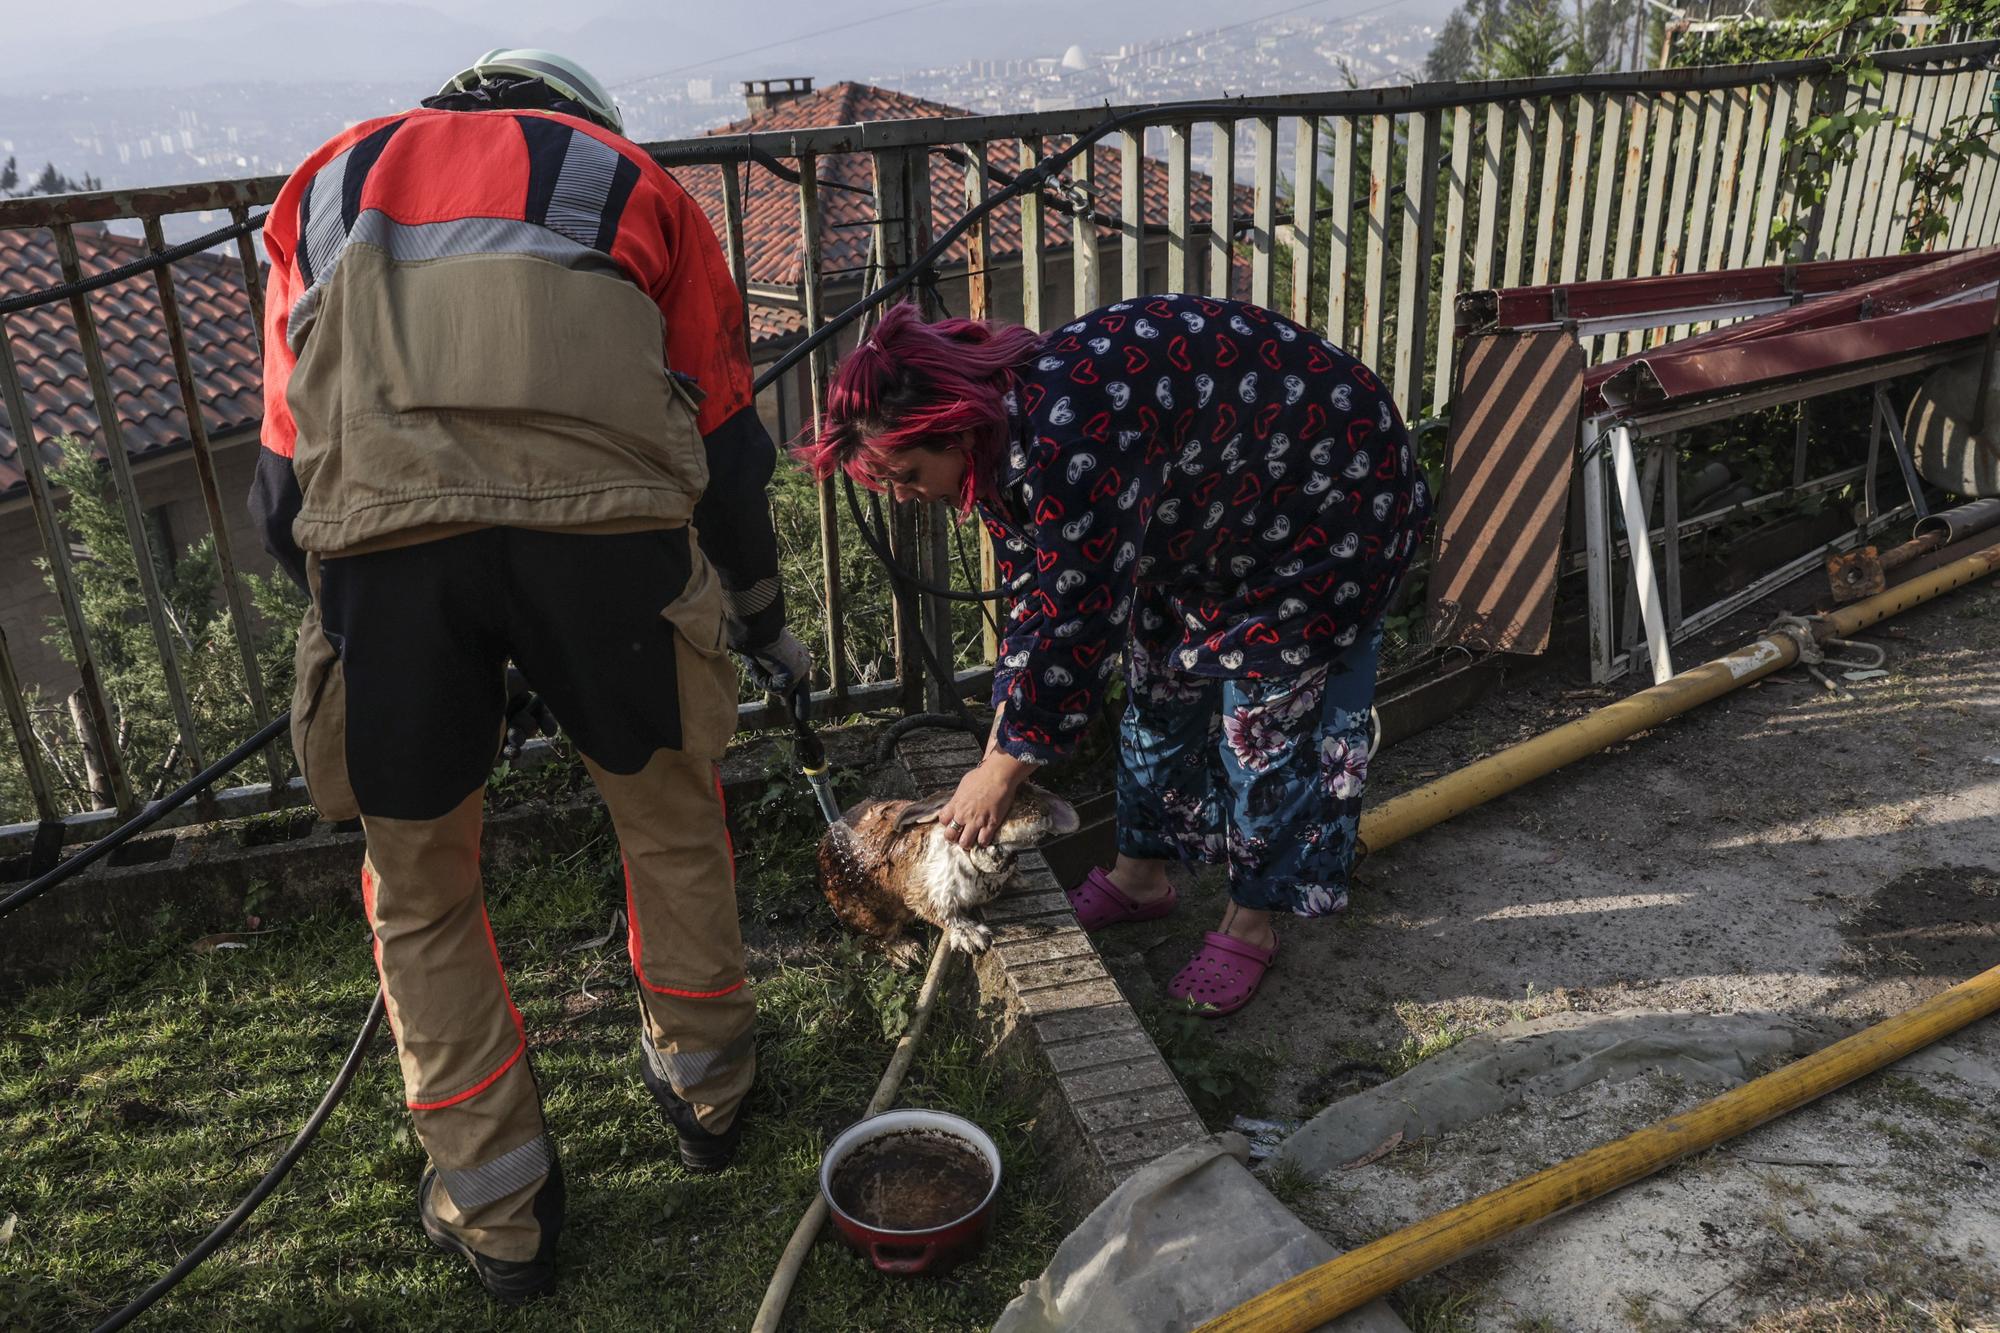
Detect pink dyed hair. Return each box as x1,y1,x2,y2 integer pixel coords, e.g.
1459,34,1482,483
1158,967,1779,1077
793,301,1043,512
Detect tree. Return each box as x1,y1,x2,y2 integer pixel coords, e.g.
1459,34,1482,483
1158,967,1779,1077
0,438,306,821
1425,0,1640,80
0,156,17,195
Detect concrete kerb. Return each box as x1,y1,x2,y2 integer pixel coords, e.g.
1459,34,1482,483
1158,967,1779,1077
891,727,1210,1205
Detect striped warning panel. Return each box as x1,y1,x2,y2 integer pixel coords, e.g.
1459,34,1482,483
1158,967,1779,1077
1426,329,1583,656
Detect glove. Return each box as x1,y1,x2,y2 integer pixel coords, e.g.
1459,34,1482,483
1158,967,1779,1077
500,665,559,762
744,628,813,700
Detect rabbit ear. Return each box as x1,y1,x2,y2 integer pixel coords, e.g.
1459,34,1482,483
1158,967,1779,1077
893,793,950,832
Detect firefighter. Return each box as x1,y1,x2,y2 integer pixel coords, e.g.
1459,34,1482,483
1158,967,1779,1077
250,49,807,1303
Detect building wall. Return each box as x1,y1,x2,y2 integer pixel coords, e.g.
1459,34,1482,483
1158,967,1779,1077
0,436,275,700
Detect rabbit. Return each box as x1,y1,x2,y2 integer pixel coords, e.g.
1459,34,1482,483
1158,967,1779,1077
818,784,1080,963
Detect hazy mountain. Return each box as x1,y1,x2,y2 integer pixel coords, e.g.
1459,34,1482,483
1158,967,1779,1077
12,0,1459,94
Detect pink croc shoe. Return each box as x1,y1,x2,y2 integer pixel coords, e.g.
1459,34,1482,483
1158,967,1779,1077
1167,931,1277,1017
1065,867,1178,932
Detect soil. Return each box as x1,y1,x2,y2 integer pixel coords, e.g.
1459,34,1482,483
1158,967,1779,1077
1083,553,2000,1329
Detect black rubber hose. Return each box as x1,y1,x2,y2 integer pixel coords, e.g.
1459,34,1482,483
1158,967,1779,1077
0,712,292,921
90,991,387,1333
873,711,984,770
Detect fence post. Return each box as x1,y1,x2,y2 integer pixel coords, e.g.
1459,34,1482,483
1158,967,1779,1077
0,312,131,812
52,222,210,801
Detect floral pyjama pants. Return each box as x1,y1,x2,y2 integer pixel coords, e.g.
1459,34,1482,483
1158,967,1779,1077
1115,623,1383,917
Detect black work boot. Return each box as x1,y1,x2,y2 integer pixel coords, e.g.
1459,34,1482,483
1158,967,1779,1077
639,1054,745,1172
418,1161,563,1306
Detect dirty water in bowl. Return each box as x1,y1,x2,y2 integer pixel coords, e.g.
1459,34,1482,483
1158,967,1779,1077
830,1129,993,1230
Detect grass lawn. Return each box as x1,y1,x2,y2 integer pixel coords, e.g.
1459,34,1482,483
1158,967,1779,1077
0,773,1073,1330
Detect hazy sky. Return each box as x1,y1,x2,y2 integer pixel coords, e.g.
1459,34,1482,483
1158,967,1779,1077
9,0,1455,93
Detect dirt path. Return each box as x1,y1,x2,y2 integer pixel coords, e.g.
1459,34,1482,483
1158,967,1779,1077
1093,560,2000,1328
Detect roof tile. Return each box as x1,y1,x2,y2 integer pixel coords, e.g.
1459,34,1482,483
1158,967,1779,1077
0,227,262,498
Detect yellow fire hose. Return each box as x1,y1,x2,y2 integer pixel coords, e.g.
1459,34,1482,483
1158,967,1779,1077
1196,538,2000,1333
1358,538,2000,857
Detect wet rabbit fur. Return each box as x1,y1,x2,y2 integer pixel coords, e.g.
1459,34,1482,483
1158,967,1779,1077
818,785,1080,962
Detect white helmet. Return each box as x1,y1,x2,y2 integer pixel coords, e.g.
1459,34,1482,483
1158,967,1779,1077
439,48,623,134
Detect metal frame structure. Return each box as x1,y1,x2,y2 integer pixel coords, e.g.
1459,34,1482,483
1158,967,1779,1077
0,43,1995,845
1548,251,2000,683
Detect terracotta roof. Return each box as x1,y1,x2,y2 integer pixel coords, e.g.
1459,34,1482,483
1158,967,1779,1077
679,81,1246,341
0,226,262,498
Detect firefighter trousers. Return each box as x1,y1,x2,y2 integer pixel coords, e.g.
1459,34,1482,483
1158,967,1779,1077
301,526,753,1263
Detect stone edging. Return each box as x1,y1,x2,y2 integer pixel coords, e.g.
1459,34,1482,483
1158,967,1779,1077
895,728,1207,1199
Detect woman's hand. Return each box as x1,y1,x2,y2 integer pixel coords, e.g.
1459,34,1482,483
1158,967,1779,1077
938,751,1036,847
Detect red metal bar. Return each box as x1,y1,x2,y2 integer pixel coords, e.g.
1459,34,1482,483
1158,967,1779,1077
1586,247,2000,413
1461,251,1961,334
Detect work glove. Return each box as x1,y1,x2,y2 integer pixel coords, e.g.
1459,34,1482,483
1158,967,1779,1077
500,665,559,762
743,628,813,701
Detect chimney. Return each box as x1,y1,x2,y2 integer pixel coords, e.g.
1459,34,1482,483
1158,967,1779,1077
741,77,814,116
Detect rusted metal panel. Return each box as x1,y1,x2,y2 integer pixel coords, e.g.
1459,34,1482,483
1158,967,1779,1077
1427,328,1583,655
141,215,287,791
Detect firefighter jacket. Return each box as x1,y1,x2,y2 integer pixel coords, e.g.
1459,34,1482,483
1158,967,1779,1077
250,106,785,648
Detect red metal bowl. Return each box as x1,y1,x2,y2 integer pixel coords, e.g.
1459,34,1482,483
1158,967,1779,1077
819,1109,1003,1275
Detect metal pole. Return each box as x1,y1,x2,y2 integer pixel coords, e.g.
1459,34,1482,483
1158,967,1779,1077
1610,424,1675,681
52,222,208,789
142,216,287,792
0,310,132,812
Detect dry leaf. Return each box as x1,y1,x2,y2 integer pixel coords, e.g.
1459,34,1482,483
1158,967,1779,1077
1341,1130,1404,1170
0,1214,15,1249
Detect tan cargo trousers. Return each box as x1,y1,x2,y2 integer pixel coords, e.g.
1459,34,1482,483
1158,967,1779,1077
296,526,754,1263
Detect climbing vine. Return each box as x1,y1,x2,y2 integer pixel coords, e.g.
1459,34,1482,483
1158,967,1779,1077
1668,0,1999,257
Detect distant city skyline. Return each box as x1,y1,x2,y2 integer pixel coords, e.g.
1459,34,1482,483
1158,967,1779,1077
2,3,1440,212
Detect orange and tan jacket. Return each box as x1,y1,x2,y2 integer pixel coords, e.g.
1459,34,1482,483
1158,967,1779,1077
251,106,785,646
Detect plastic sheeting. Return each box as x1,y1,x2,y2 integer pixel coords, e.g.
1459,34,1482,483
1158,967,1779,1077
1269,1009,1801,1179
991,1133,1410,1333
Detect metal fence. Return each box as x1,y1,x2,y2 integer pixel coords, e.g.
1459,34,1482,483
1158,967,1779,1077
0,42,1994,849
